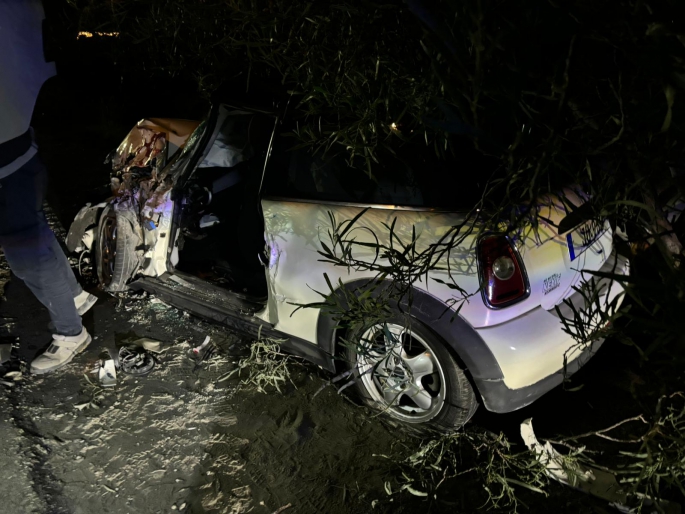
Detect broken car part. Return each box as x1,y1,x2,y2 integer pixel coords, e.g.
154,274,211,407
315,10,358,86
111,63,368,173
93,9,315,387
118,345,156,376
128,337,163,353
192,336,211,356
520,418,681,514
98,358,117,388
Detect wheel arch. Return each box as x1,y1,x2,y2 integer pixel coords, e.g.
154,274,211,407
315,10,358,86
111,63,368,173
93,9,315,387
315,278,505,391
65,202,108,252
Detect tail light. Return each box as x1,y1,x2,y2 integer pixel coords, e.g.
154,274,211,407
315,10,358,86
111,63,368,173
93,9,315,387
478,235,530,308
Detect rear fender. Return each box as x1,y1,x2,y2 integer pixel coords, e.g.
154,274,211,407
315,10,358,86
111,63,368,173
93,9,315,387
65,202,108,252
315,278,504,385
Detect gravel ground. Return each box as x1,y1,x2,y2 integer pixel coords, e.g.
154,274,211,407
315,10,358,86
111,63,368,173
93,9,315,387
0,241,408,514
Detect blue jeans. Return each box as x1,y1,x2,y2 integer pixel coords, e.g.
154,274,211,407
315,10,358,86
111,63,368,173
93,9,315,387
0,155,83,336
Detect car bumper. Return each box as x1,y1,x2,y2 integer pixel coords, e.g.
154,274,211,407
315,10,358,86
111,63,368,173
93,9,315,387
473,250,629,413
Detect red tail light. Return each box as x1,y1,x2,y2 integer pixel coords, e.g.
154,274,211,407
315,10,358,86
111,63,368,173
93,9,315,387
478,235,529,308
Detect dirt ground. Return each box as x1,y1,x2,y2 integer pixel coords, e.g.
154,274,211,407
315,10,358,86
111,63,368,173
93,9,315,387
0,257,414,514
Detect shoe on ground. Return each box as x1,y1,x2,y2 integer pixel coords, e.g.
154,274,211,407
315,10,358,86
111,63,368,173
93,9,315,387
30,328,92,375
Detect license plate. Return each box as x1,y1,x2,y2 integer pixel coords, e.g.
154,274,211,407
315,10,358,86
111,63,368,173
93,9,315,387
566,220,607,261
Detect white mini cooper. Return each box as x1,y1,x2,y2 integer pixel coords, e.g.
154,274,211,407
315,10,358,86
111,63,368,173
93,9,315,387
67,103,628,432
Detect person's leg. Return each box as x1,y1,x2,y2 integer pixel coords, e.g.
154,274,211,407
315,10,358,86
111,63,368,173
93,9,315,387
49,232,83,299
0,154,82,336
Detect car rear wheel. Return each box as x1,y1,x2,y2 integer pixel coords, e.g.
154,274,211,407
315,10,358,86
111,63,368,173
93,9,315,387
344,313,478,434
96,205,141,292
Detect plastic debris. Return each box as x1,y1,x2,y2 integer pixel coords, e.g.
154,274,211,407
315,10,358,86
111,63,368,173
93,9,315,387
192,335,217,363
118,345,156,376
272,504,292,514
98,359,117,388
521,418,625,502
0,338,21,380
129,337,163,353
520,418,682,514
192,336,211,356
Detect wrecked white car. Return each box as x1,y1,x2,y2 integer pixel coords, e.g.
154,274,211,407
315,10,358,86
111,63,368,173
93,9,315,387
67,103,629,433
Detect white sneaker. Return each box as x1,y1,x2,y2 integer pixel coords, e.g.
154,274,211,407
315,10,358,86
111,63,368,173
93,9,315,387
30,328,92,375
74,290,98,316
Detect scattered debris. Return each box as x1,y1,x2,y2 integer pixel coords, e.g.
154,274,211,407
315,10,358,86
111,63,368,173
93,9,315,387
3,371,22,382
192,336,211,356
272,503,292,514
520,418,682,514
0,338,22,380
199,214,220,228
128,337,163,353
168,274,193,288
312,369,355,399
191,335,219,363
92,338,162,386
521,418,625,502
0,316,15,331
98,359,117,388
149,298,171,311
118,345,156,376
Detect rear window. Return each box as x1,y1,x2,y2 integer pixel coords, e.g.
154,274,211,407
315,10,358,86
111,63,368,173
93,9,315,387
263,137,494,211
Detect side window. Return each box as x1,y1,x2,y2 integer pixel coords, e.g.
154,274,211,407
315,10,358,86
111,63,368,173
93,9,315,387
262,134,492,210
264,144,424,206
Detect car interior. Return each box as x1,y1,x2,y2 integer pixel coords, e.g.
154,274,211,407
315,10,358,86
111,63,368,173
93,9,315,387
173,107,275,303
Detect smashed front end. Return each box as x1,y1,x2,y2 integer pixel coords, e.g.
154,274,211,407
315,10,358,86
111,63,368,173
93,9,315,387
67,118,201,289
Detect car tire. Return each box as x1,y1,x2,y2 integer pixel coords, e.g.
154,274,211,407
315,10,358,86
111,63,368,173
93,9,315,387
96,205,141,292
343,312,478,435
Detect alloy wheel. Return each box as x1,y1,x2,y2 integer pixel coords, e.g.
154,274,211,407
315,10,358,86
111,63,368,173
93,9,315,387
356,322,446,423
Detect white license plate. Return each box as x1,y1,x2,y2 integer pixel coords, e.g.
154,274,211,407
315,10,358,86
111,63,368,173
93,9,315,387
566,220,607,261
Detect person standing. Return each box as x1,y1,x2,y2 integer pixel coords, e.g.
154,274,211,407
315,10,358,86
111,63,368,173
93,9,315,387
0,0,97,374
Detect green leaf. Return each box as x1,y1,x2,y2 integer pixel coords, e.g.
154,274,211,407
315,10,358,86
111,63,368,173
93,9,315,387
503,478,547,495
